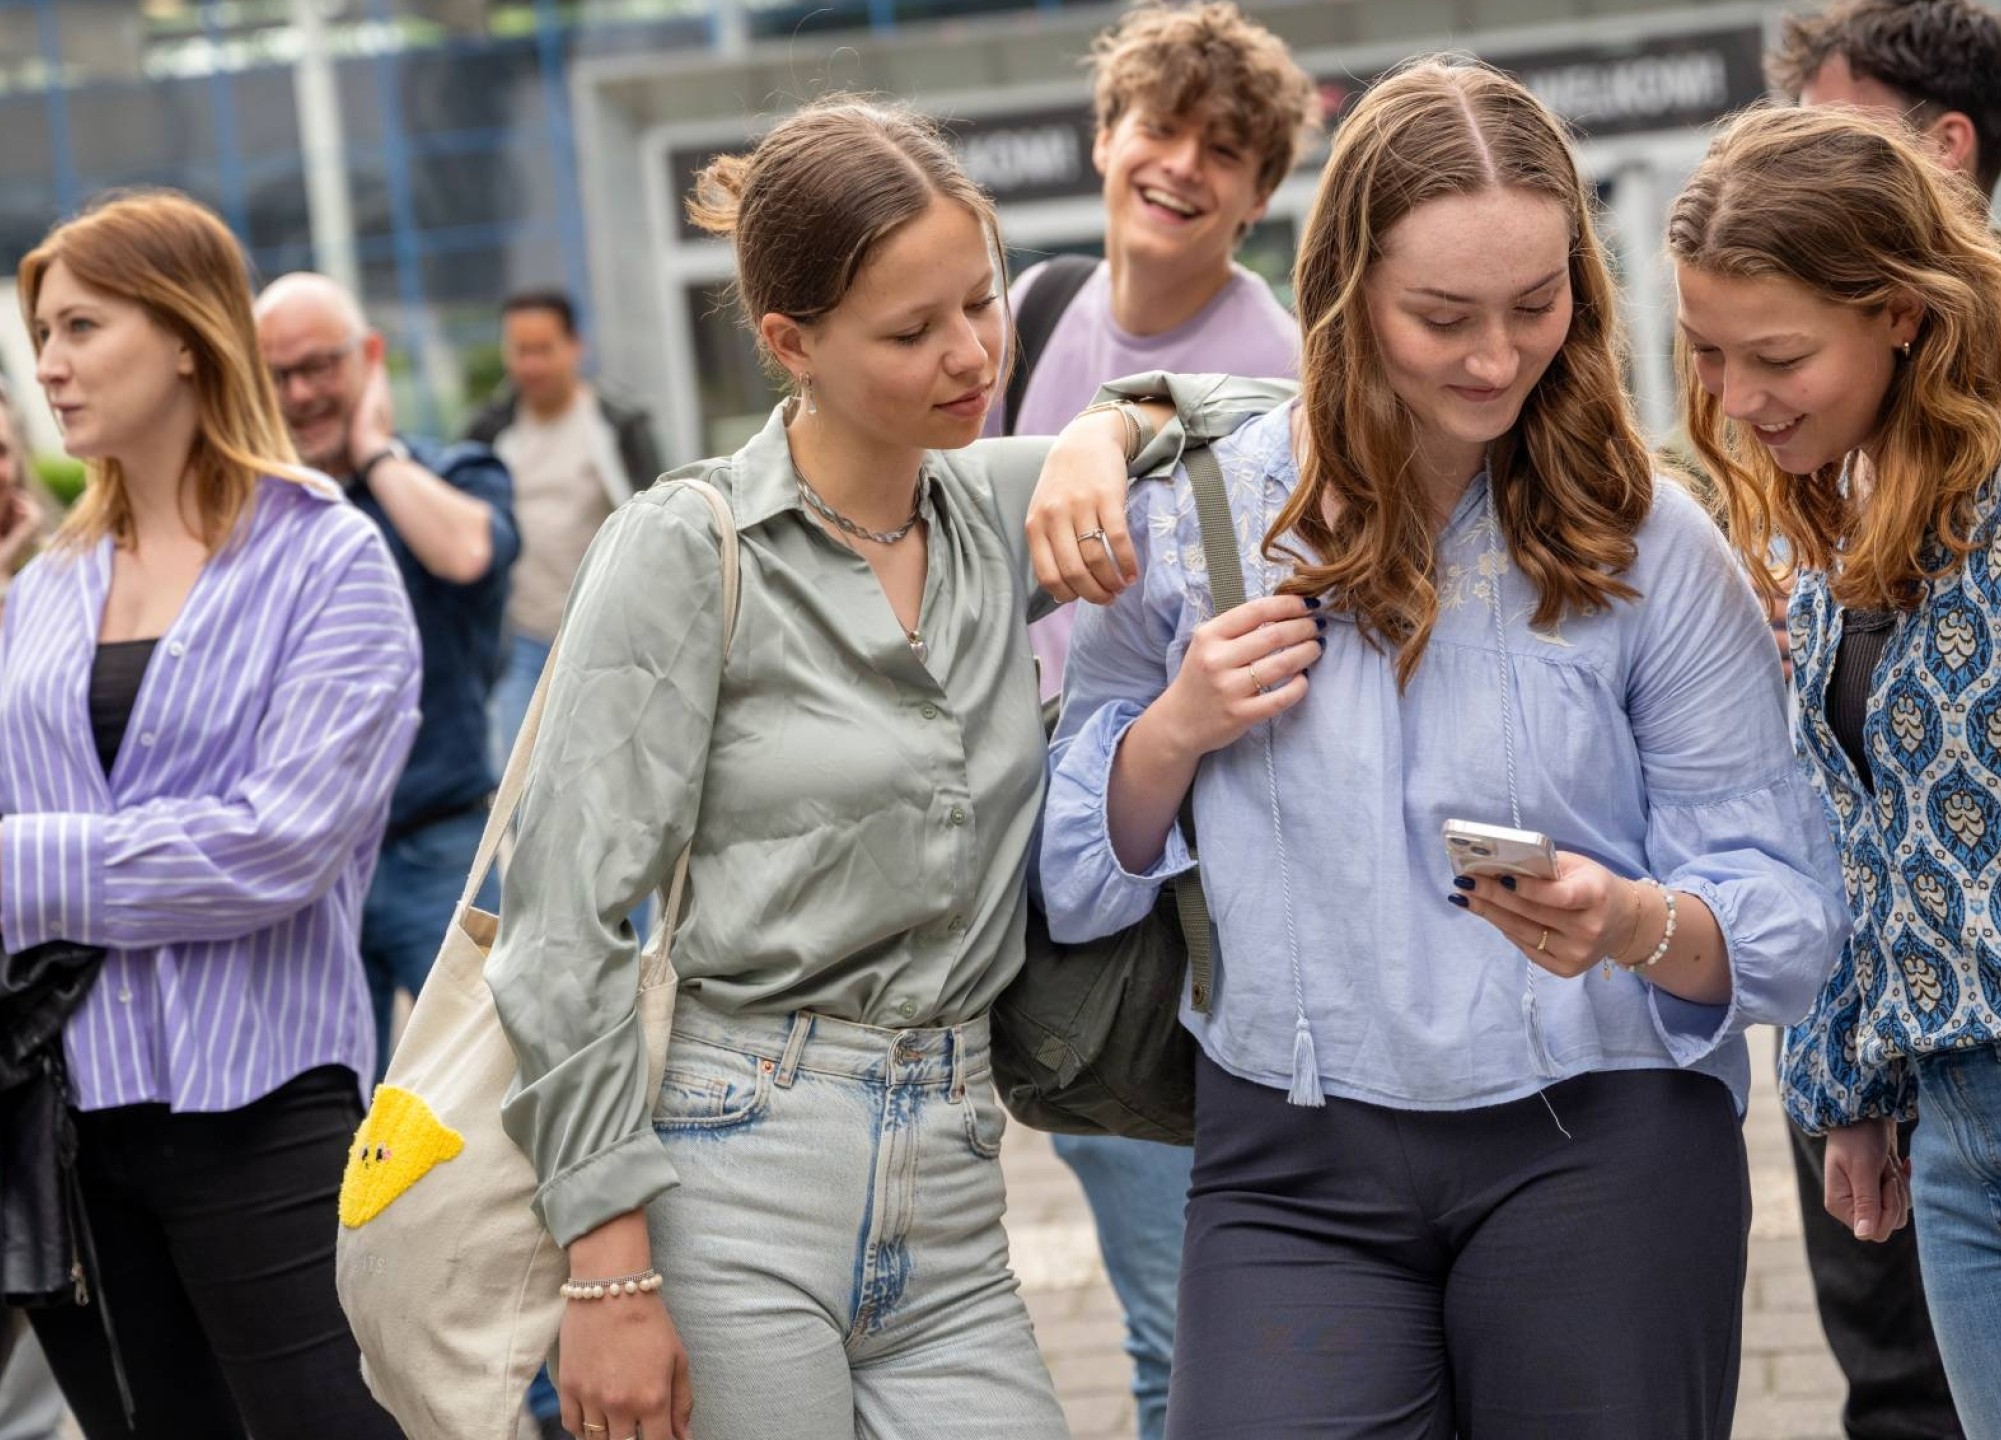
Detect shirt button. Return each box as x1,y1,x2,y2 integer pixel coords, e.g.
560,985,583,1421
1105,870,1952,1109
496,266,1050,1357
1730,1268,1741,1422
896,999,917,1019
167,642,186,658
921,703,938,720
139,733,156,747
948,806,966,826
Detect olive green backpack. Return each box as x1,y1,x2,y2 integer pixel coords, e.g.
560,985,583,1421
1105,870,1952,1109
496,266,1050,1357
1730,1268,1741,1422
991,445,1243,1147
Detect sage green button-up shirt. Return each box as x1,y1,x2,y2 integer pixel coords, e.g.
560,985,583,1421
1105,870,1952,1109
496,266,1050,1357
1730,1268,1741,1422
488,376,1291,1243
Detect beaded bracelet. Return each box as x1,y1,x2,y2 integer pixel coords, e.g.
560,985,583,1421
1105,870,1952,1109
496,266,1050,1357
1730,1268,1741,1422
560,1268,664,1302
1620,878,1677,970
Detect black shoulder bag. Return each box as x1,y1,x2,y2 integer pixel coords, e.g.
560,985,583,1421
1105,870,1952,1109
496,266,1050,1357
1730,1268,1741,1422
991,444,1244,1146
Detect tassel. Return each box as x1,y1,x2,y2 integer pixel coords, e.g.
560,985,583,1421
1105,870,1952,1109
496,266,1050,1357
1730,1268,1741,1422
1521,983,1561,1078
1286,1014,1326,1108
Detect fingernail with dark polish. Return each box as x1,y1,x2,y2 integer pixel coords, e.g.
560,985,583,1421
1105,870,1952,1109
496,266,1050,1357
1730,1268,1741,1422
1499,875,1517,891
1313,615,1328,631
1447,893,1469,908
1452,875,1475,891
1303,596,1322,610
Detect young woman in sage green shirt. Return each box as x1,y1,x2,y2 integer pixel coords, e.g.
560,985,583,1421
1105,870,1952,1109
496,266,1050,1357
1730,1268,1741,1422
483,97,1287,1440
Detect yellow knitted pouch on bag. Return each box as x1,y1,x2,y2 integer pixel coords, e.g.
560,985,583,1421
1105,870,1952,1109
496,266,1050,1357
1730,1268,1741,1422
339,1085,466,1228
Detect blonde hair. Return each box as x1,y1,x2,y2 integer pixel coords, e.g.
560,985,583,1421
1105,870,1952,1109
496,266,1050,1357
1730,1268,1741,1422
1667,104,2001,608
1090,1,1322,198
1270,60,1656,687
19,189,303,553
687,96,1009,379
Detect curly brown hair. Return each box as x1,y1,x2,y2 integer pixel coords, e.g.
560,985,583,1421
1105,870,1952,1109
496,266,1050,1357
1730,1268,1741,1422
1766,0,2001,195
1089,1,1322,198
1668,103,2001,611
1268,59,1656,689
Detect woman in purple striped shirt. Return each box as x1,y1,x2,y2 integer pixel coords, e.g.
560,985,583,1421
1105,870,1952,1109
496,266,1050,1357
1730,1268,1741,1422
0,191,418,1439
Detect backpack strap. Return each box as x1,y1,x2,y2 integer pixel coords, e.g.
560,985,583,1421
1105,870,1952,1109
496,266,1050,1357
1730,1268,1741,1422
1173,445,1244,1015
1002,255,1100,437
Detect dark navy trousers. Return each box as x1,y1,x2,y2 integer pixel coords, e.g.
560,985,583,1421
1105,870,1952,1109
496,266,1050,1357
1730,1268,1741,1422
1168,1055,1750,1440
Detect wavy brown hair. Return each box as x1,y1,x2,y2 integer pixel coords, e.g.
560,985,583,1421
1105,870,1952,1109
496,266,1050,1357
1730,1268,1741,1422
19,189,303,553
1667,105,2001,609
1269,60,1655,687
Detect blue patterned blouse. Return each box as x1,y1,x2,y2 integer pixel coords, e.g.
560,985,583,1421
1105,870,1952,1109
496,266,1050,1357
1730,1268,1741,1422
1781,496,2001,1132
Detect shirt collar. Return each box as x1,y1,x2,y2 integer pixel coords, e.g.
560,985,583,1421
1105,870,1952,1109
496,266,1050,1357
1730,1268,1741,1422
727,400,939,532
729,402,811,530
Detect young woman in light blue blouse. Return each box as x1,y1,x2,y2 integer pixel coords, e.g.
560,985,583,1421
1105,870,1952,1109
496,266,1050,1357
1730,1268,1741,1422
1671,104,2001,1435
1030,63,1849,1439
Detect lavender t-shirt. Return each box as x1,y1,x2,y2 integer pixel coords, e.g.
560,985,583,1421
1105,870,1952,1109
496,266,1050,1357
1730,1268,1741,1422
988,259,1301,695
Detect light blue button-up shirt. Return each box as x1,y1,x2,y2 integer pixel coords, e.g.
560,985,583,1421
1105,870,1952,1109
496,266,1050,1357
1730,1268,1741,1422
1041,399,1851,1116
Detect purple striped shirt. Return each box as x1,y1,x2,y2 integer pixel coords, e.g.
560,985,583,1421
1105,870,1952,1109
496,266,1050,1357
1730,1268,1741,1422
0,474,421,1112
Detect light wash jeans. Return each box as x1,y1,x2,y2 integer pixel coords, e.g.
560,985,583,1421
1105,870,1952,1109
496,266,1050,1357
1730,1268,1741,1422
639,996,1068,1439
1913,1042,2001,1439
1052,1133,1189,1440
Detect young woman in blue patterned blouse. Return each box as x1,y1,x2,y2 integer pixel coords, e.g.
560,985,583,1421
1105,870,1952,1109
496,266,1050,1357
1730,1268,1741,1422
1672,104,2001,1433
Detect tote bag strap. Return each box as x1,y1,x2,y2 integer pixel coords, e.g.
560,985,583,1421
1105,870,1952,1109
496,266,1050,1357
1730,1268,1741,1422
458,477,742,915
1173,445,1243,1015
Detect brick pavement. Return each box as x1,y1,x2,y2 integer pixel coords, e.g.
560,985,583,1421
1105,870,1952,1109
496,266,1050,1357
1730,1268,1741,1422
1004,1026,1847,1440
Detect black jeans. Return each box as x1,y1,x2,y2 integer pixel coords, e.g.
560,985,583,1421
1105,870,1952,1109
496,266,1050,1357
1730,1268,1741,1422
1168,1057,1750,1440
1788,1117,1963,1440
28,1065,401,1440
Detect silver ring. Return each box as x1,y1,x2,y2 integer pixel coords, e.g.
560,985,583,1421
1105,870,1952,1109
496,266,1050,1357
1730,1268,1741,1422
1077,528,1108,549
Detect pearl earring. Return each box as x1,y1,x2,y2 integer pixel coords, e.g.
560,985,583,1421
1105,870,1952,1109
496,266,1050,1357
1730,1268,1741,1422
802,374,818,415
1900,341,1913,359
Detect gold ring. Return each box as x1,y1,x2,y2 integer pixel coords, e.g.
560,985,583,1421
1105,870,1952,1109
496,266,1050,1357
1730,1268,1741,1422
1248,662,1267,693
582,1425,607,1435
1536,928,1550,952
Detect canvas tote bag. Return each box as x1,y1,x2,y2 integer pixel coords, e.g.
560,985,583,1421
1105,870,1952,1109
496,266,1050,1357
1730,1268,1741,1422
334,477,740,1440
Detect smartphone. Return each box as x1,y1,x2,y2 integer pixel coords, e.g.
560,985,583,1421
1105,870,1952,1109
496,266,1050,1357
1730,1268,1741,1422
1442,818,1559,881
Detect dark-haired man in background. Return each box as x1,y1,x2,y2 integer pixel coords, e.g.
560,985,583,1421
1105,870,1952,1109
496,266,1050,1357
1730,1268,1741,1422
1766,4,2001,1434
466,290,664,761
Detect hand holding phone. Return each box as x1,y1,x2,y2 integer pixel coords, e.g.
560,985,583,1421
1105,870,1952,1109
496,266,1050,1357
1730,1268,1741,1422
1442,818,1559,881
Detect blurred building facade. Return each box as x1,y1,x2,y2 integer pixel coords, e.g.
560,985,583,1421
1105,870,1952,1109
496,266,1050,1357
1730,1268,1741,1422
0,0,1803,459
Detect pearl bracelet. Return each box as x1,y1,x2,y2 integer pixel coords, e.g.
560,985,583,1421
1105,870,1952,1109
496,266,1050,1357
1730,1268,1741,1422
560,1269,663,1302
1620,878,1677,970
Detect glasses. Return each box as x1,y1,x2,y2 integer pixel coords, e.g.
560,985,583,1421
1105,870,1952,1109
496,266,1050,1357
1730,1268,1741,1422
268,338,358,391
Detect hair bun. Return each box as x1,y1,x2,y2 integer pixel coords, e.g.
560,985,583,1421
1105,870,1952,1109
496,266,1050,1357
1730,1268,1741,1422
686,153,752,237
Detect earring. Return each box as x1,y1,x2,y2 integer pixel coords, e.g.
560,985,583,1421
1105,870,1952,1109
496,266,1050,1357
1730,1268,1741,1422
802,374,818,416
1901,341,1913,359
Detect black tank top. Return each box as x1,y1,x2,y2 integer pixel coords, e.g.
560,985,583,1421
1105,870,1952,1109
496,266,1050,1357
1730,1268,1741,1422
1827,610,1896,794
90,638,160,777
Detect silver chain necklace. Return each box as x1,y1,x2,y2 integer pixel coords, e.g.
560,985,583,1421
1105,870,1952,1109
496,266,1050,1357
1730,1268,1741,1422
793,466,930,662
794,467,924,547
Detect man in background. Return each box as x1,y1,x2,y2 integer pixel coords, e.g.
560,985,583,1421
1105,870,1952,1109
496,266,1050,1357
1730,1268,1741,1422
256,273,518,1076
465,289,663,762
1766,3,2001,1433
